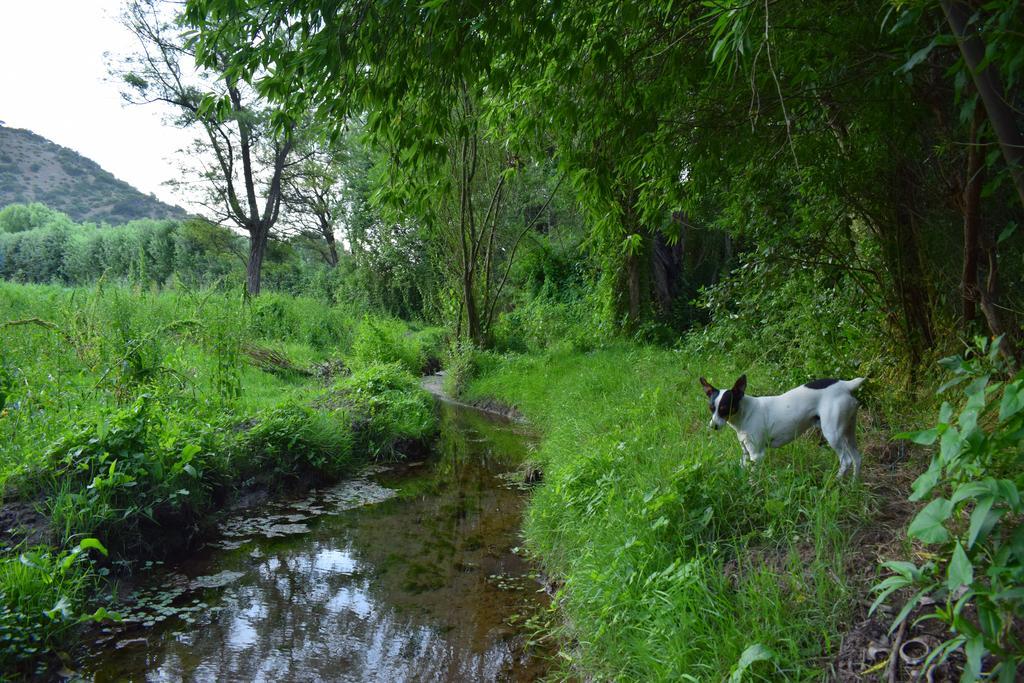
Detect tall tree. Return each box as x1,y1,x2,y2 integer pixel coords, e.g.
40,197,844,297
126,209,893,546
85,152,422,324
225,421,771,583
117,0,294,295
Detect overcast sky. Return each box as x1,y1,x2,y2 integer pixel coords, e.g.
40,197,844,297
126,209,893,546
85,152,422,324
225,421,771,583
0,1,200,211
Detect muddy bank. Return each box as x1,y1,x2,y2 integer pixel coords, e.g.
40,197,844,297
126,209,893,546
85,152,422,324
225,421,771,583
421,373,527,424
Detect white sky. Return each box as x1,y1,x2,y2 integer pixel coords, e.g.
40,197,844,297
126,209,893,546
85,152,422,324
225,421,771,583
0,1,202,212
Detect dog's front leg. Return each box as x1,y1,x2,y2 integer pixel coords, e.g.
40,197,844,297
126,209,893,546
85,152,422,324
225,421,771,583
738,438,754,467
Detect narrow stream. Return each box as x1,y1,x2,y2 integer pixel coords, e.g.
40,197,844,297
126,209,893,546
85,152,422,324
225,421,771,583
80,399,549,682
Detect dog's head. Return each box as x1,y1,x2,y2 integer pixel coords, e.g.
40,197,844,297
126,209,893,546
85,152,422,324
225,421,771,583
699,375,746,430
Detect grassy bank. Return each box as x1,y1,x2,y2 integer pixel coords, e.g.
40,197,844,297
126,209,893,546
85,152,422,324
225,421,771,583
0,282,442,676
467,345,884,680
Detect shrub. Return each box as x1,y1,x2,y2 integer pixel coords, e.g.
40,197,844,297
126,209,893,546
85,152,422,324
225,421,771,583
44,396,218,552
350,315,424,374
443,343,501,398
231,404,355,482
336,363,435,456
874,338,1024,680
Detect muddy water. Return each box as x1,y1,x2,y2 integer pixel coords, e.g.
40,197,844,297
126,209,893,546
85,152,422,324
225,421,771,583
80,401,548,682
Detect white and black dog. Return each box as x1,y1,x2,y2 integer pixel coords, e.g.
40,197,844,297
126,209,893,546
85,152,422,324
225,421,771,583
700,375,865,477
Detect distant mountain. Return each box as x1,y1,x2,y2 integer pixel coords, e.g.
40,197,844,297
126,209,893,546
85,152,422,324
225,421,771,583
0,125,187,224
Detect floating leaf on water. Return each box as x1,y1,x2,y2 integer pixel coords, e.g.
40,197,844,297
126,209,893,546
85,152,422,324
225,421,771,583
262,523,310,537
189,570,245,590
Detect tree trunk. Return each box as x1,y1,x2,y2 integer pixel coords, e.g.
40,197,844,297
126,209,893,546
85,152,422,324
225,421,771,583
941,0,1024,209
976,213,1021,370
324,230,339,268
464,270,482,347
961,106,984,326
889,164,935,366
626,250,641,325
652,224,685,314
246,226,268,296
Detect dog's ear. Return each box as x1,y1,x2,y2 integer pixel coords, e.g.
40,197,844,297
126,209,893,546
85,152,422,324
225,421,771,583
699,377,716,398
733,374,747,395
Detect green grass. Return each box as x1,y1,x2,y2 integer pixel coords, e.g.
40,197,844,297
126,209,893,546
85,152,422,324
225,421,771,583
0,281,441,676
467,344,874,680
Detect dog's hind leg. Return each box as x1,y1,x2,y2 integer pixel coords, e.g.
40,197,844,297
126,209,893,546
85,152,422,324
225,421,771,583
820,416,852,477
843,416,862,478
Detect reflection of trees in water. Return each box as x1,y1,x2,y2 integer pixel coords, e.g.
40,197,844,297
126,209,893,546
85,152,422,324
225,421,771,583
106,403,540,682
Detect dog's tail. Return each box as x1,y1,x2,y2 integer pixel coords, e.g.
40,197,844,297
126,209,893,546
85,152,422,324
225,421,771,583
844,377,867,392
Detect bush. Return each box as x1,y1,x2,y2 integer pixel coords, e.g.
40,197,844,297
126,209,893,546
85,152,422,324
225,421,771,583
875,338,1024,680
335,363,435,456
350,315,440,374
231,404,355,482
43,395,219,552
442,344,501,398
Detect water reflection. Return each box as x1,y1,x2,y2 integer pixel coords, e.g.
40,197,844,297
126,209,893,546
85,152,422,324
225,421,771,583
83,402,546,682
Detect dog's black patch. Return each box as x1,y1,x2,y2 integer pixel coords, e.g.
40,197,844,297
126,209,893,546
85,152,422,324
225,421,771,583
804,378,839,390
717,389,741,418
707,389,719,414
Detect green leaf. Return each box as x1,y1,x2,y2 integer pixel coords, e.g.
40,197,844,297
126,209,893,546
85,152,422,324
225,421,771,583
910,460,941,501
889,590,924,633
729,643,775,682
999,382,1022,422
78,537,108,556
898,38,938,73
939,425,961,465
952,480,993,504
947,543,973,590
967,498,1001,549
908,498,953,544
899,427,938,445
996,221,1017,244
962,634,985,682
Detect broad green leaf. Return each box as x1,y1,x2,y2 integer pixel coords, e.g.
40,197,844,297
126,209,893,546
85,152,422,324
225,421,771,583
729,643,775,682
952,480,993,504
964,376,989,411
947,543,973,590
999,383,1022,422
899,427,937,445
908,498,953,544
967,499,1002,549
939,426,961,464
910,460,941,501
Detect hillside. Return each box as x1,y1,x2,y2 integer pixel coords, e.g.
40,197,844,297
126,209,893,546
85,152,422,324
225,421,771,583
0,125,187,224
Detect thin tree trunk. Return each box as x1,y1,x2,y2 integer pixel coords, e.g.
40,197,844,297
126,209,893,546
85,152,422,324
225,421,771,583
941,0,1024,209
626,251,641,325
324,227,339,267
977,216,1021,369
890,164,935,367
962,105,984,326
246,226,268,296
464,270,482,347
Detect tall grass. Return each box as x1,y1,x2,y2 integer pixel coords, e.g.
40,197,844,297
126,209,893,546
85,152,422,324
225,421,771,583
468,345,872,680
